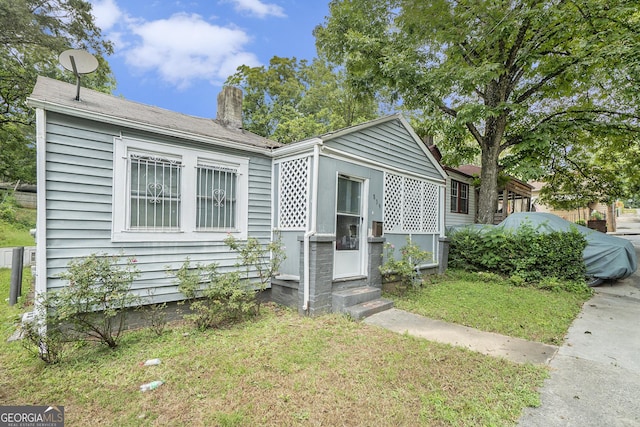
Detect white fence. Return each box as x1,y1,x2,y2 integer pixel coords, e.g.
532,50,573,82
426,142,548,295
0,247,36,269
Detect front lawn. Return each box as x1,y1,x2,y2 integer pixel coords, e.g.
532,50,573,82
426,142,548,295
389,270,592,345
0,269,548,426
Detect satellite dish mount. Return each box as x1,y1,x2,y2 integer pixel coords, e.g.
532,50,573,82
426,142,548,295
58,49,99,101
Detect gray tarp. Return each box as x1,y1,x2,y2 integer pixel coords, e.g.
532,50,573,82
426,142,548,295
498,213,638,282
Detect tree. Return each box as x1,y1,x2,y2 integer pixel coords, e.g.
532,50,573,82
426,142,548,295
539,130,640,212
315,0,640,223
225,56,380,143
0,0,115,184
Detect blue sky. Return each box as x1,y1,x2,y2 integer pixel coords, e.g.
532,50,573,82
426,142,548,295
88,0,329,118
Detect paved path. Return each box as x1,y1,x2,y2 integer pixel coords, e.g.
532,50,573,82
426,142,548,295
364,308,558,365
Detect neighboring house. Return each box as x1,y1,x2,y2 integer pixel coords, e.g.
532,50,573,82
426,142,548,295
530,181,615,231
27,76,447,318
427,145,476,228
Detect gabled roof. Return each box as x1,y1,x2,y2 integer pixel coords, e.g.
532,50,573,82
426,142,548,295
274,113,448,181
27,76,280,152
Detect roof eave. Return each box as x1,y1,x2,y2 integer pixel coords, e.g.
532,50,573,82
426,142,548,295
26,96,276,156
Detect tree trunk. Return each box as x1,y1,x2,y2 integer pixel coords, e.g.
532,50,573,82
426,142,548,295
476,140,502,224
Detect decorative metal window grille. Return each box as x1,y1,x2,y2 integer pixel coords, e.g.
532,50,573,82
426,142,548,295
197,165,237,230
384,173,439,233
278,157,309,229
129,153,181,230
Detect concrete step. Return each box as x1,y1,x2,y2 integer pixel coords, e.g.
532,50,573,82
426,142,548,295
332,286,381,313
344,298,394,321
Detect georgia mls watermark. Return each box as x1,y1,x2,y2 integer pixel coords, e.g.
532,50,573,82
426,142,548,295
0,406,64,427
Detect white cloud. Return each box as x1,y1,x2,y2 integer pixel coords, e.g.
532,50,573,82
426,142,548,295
227,0,286,18
126,13,260,88
90,0,123,31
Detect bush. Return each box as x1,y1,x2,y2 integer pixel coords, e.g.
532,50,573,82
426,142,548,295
380,238,432,290
448,223,587,285
224,234,286,314
55,253,140,348
171,236,285,329
20,296,69,364
171,259,257,329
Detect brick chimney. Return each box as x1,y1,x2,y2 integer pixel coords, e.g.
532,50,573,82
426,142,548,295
216,86,243,129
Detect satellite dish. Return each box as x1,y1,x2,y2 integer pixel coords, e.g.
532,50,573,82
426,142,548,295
58,49,99,101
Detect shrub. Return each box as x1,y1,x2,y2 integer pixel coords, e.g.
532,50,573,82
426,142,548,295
448,222,587,285
0,193,17,223
380,238,432,290
20,296,69,364
171,260,257,330
224,234,286,314
171,236,285,329
575,219,587,226
55,253,140,348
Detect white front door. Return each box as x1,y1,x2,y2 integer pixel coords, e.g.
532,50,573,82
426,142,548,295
334,176,365,278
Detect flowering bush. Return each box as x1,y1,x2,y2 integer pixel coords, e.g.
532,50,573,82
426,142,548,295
379,238,431,289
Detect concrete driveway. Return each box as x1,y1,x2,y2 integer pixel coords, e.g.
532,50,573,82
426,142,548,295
519,225,640,426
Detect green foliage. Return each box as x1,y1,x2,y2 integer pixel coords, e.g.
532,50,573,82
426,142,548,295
171,260,257,330
590,210,604,220
54,253,140,348
380,238,431,290
575,219,587,226
20,295,69,364
1,0,115,184
224,233,286,312
448,223,587,285
225,56,379,143
171,236,286,328
316,0,640,223
0,192,35,231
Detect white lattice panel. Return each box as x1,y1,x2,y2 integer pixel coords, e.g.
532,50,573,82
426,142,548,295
384,172,441,234
422,182,440,233
384,173,403,232
278,158,309,229
403,177,423,232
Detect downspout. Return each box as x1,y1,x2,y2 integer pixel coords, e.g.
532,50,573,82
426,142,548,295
302,143,320,311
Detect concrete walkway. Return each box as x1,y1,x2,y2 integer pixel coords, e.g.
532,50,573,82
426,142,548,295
364,308,558,365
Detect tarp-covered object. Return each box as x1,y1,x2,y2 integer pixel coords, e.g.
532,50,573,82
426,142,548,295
498,213,637,283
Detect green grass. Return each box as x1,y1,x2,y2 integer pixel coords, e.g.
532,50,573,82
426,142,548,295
388,270,592,345
0,208,36,247
0,272,548,426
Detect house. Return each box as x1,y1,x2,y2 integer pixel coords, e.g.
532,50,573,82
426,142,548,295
27,76,448,318
530,181,615,231
427,145,477,228
270,116,447,316
455,165,533,224
426,144,533,227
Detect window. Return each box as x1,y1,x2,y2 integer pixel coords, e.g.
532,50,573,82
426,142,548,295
129,153,182,230
451,180,469,214
196,164,237,230
113,137,248,242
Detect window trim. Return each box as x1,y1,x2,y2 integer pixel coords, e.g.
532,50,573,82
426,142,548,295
450,179,470,214
112,137,249,242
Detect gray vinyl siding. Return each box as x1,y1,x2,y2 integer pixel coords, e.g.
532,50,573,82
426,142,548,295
445,174,476,227
325,119,443,182
43,112,273,304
